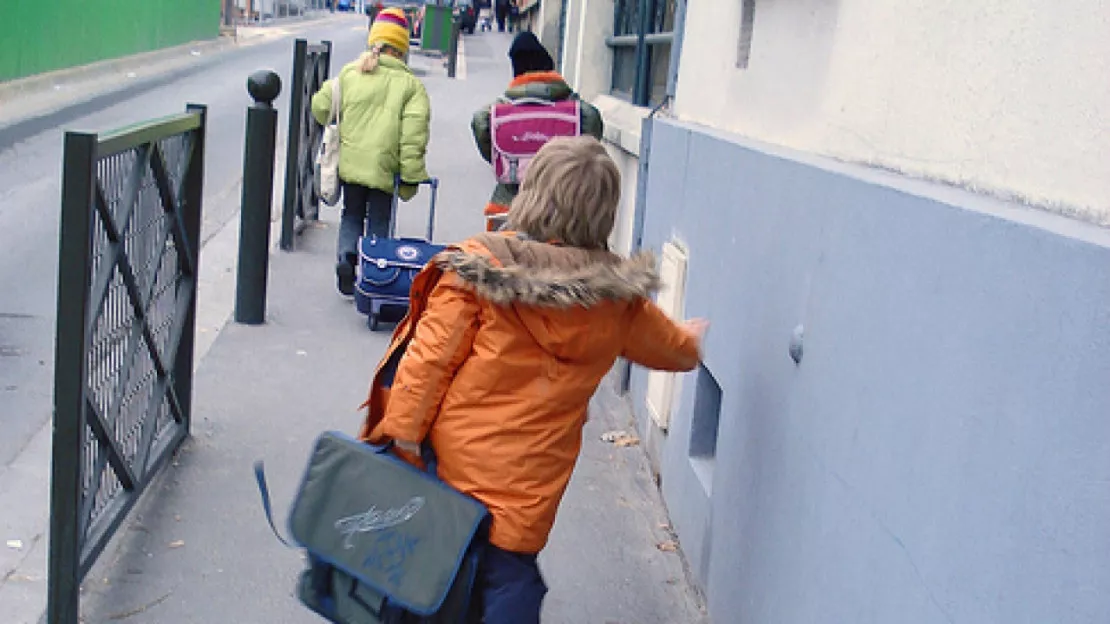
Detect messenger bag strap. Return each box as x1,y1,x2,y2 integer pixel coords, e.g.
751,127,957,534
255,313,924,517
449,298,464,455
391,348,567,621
379,439,440,476
254,461,295,548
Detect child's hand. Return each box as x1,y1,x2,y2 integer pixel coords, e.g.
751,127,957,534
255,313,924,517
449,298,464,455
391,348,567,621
682,318,709,340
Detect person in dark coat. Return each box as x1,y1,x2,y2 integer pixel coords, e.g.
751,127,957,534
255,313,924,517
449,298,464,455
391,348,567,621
495,0,510,31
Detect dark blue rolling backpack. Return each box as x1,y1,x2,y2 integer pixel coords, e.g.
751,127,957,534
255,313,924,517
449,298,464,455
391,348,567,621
355,177,445,331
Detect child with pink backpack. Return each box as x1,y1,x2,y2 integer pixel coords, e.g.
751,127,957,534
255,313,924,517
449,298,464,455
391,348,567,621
471,32,603,231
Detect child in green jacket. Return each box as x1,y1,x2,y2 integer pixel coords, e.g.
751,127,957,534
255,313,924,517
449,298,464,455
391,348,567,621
312,8,431,296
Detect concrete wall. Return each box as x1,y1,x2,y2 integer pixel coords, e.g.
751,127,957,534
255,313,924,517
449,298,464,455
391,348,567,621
0,0,220,82
674,0,1110,225
632,117,1110,623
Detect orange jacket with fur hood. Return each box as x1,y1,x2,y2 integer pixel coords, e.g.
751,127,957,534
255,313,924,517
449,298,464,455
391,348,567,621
360,233,698,554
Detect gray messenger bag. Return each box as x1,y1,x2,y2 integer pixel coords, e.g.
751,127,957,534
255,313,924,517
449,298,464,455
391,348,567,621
254,431,489,623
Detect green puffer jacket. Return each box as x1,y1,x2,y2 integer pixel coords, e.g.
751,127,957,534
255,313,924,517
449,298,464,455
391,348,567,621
471,71,603,211
312,55,430,201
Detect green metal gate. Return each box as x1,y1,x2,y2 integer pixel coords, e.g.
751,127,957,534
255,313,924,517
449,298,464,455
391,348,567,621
48,104,207,624
281,38,333,251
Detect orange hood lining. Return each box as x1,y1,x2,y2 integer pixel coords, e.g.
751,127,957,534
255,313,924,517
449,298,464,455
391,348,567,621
433,241,660,308
508,71,567,88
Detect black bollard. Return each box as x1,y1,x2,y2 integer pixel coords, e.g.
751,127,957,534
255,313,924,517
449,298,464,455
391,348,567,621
235,70,282,325
447,19,461,79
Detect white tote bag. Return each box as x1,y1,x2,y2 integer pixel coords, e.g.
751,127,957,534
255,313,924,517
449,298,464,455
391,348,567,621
314,77,342,207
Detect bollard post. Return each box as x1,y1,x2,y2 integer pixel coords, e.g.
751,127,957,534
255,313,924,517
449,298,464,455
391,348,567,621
446,19,461,78
235,70,282,325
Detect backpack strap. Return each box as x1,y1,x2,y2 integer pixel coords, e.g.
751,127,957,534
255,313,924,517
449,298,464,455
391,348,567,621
496,96,556,107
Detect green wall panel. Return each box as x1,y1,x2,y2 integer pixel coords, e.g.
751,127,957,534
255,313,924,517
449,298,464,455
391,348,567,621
0,0,221,82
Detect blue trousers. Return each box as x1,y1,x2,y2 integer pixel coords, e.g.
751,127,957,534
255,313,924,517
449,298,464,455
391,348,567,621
338,182,392,264
473,546,547,624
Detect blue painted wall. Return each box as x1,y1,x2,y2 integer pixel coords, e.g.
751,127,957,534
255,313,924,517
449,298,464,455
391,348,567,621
632,118,1110,623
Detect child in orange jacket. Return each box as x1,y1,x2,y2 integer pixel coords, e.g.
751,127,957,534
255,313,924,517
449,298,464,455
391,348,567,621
361,136,706,623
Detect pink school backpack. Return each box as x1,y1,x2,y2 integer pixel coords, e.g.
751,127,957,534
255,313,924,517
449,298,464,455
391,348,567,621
490,97,582,185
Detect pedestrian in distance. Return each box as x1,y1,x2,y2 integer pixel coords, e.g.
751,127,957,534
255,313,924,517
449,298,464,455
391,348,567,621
311,7,431,296
494,0,510,31
359,136,708,624
507,0,521,32
471,31,603,231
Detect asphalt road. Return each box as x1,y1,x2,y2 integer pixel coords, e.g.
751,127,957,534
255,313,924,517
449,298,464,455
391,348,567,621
0,16,373,470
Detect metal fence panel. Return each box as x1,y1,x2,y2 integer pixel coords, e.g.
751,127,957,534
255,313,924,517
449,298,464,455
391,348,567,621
281,38,332,251
48,105,206,624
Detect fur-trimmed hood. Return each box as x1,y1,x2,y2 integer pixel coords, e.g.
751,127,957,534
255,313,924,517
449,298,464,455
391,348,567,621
360,233,700,555
434,233,660,308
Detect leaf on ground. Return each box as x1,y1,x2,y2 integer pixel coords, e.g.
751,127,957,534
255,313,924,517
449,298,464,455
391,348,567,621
601,430,640,447
168,540,185,549
5,539,23,549
656,540,678,553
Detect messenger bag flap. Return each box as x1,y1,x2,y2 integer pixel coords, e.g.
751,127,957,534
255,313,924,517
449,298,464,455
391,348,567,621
287,432,488,616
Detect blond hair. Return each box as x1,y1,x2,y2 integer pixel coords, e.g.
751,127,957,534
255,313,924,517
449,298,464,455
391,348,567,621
358,43,402,73
506,136,621,250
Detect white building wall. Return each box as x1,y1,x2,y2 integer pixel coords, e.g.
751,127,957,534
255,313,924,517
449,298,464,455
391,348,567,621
532,0,562,60
675,0,1110,224
558,0,650,256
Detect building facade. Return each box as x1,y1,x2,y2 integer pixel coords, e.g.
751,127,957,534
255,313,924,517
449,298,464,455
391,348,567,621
540,1,1110,622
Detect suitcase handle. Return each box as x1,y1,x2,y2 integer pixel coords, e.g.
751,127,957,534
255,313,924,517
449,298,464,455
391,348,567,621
389,175,438,241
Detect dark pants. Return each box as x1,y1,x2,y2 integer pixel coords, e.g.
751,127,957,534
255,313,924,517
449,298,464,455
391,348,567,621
495,5,508,31
471,546,547,624
338,182,393,264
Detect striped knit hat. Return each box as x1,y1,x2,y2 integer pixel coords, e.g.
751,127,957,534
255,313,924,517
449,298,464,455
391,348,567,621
368,7,410,56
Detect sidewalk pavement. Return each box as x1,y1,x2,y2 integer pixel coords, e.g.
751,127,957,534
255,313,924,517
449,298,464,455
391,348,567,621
75,31,708,623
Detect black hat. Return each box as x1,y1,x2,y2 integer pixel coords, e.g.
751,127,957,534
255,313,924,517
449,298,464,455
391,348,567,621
508,32,555,77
